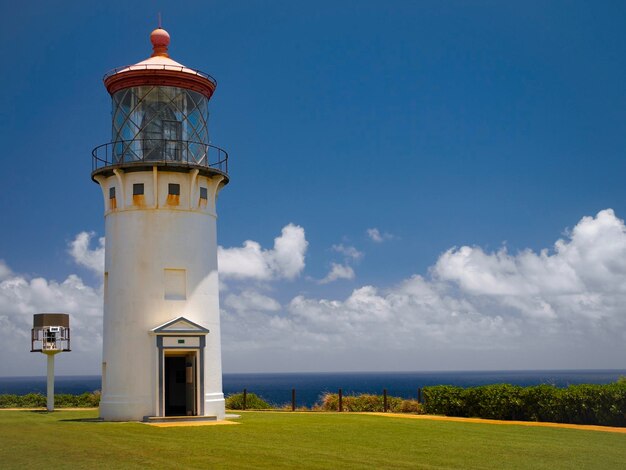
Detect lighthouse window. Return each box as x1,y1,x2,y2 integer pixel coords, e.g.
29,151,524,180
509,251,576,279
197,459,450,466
168,183,180,196
164,269,186,300
133,183,144,196
200,187,208,200
111,86,209,164
109,187,115,199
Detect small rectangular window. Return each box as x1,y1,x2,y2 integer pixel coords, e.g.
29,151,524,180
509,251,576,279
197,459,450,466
164,268,186,300
168,183,180,196
109,187,116,199
200,187,208,200
133,183,144,195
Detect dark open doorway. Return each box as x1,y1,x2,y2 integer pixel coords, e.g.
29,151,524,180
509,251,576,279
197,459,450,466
164,353,197,416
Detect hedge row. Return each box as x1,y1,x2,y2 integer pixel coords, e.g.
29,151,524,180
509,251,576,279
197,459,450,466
422,381,626,426
225,392,272,410
224,392,424,413
318,393,423,413
0,391,101,408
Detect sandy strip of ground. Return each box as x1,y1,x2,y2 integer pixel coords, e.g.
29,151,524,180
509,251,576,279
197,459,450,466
366,412,626,434
144,420,240,428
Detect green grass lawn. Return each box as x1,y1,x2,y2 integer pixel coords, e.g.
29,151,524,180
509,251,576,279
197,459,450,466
1,410,625,469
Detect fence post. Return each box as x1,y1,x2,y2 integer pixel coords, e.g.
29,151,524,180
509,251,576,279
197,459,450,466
243,388,247,411
383,389,388,412
338,388,343,412
292,388,296,412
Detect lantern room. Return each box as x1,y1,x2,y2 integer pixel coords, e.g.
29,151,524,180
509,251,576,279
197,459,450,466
92,28,228,178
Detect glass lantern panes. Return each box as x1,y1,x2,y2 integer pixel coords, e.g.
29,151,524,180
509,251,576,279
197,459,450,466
111,86,209,164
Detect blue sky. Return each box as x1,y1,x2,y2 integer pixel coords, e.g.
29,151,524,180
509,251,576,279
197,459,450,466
1,1,626,375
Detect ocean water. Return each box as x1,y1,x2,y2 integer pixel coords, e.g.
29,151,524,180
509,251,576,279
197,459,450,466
1,370,624,408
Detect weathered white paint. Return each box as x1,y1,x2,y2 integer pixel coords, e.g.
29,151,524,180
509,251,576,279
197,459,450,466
98,168,226,421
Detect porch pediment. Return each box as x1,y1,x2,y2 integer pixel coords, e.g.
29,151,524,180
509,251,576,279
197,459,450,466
151,316,210,335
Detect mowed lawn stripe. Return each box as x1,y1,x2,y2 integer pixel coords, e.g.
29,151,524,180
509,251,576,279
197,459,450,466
0,410,625,469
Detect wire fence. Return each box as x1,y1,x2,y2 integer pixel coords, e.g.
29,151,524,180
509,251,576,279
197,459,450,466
226,387,426,411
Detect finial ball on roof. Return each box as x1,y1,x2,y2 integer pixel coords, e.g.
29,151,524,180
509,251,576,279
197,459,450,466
150,28,170,47
150,28,170,57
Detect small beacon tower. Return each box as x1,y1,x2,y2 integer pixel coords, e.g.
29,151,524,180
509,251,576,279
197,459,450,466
31,313,71,412
92,28,229,421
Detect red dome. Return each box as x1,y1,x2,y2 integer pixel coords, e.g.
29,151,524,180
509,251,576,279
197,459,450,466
103,28,217,99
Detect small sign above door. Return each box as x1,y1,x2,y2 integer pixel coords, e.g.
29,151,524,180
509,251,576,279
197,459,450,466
163,336,200,347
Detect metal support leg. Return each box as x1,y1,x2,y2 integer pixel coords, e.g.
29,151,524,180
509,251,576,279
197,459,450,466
47,354,55,412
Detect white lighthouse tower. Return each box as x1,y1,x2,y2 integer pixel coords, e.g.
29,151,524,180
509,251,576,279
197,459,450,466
92,27,228,421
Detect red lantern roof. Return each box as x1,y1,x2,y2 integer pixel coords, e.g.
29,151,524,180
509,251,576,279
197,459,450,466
103,28,216,99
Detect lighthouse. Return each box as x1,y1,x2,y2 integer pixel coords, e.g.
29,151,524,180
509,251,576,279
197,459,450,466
92,27,228,421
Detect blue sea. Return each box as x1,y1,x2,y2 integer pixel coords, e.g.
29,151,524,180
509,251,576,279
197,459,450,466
1,370,624,408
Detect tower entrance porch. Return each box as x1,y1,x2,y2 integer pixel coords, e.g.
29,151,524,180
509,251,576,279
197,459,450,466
153,316,211,418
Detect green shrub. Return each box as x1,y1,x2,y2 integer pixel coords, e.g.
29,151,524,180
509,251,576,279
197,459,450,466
0,394,23,408
559,383,626,426
464,384,526,420
422,381,626,427
0,393,46,408
319,393,386,412
422,386,466,417
318,393,423,413
55,391,101,408
225,392,272,410
522,384,564,423
20,393,47,408
0,391,100,408
394,399,423,413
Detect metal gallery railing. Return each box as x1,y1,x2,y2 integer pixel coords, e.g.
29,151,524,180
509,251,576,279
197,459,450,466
92,139,228,174
103,64,217,87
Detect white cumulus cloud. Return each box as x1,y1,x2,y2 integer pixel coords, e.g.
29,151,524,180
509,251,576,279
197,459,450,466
367,228,394,243
4,210,626,375
0,271,103,376
218,224,308,281
0,260,12,280
434,209,626,298
331,244,363,261
319,262,356,284
222,209,626,371
68,232,105,275
224,290,281,314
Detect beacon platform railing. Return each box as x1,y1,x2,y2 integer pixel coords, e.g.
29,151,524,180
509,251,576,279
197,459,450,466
103,64,217,86
92,140,228,175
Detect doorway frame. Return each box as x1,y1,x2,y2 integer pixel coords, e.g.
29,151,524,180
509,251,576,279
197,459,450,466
157,337,204,417
151,317,210,418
